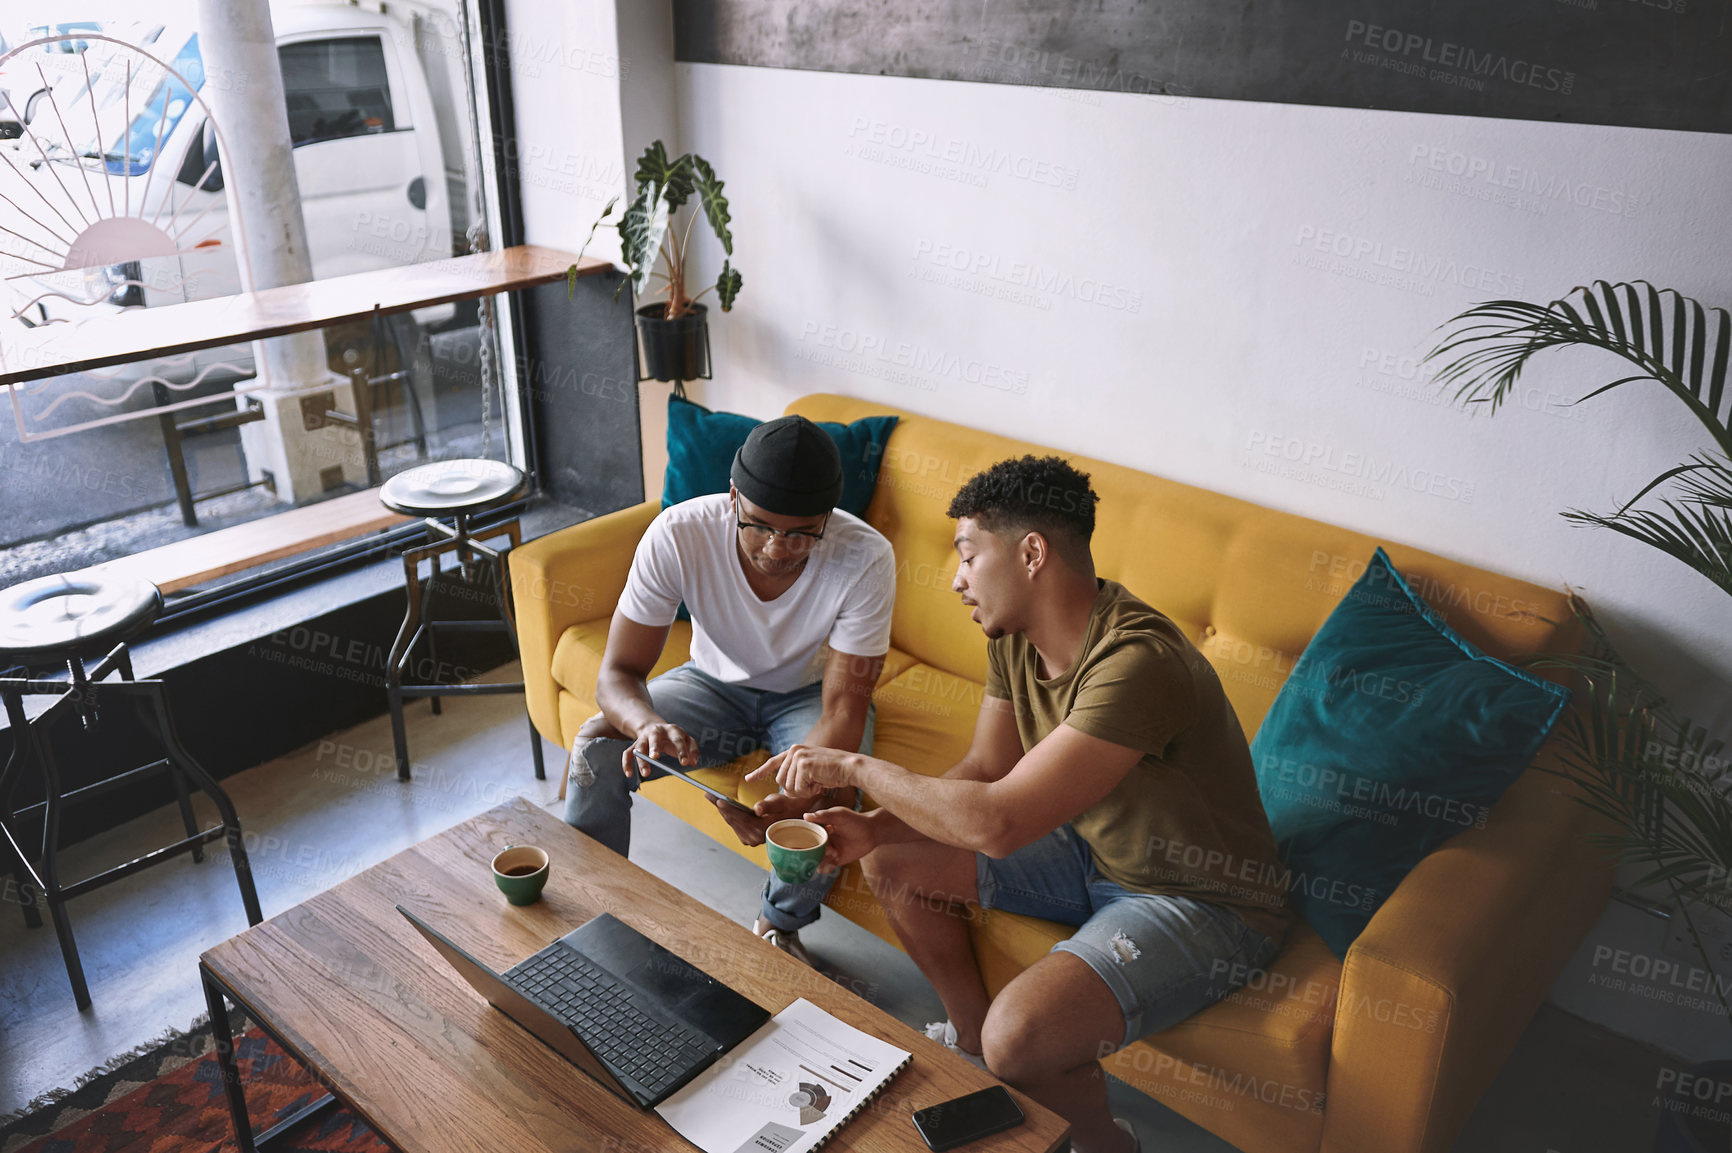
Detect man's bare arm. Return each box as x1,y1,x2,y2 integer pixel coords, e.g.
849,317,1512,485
769,720,1142,858
593,609,697,765
781,695,1032,853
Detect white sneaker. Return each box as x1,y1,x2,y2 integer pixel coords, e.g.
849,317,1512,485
922,1020,989,1071
754,916,818,968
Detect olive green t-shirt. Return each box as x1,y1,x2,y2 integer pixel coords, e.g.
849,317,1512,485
984,579,1292,941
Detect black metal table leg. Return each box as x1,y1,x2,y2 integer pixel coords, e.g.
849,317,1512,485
203,963,257,1153
201,963,339,1153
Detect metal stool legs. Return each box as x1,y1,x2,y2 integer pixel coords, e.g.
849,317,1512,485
385,513,546,782
0,646,264,1010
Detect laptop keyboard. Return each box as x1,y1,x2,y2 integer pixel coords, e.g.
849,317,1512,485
509,948,716,1097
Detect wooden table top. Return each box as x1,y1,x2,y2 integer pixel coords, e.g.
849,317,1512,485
200,798,1070,1153
0,245,610,386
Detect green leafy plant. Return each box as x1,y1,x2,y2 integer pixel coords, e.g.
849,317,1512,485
571,141,741,319
1428,280,1731,595
1529,600,1732,1016
1427,281,1732,1020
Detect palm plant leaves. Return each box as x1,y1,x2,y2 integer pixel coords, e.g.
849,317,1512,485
1427,280,1732,459
1566,452,1732,597
1427,281,1732,595
1565,500,1732,597
1530,605,1732,906
1435,284,1732,998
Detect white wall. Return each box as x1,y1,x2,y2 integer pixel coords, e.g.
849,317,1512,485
502,5,1732,1058
674,63,1731,730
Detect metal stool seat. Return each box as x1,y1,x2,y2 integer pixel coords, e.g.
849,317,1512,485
0,571,263,1010
380,458,525,518
381,459,546,782
0,572,163,658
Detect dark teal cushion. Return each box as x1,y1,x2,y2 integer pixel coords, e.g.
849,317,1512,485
662,395,897,518
1249,547,1570,958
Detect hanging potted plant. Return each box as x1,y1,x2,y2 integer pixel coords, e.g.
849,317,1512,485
576,140,742,390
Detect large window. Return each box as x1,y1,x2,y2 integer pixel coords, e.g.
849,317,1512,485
0,4,523,609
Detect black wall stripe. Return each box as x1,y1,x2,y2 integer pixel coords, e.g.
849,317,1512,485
673,0,1731,135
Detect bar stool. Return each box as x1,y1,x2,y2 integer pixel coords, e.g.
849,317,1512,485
0,571,263,1011
381,459,547,782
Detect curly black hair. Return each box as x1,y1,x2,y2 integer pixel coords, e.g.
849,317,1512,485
946,455,1100,566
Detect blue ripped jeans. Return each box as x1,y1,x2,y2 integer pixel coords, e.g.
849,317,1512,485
976,824,1281,1047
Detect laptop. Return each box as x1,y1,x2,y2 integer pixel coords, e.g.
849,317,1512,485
398,906,770,1108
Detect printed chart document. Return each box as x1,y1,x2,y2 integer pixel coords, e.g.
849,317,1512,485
655,998,911,1153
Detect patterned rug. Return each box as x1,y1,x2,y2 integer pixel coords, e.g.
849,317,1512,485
1,1014,390,1153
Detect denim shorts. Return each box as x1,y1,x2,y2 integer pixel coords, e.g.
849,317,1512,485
976,824,1280,1048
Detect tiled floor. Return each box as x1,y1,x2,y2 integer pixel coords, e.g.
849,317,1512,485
0,667,1680,1150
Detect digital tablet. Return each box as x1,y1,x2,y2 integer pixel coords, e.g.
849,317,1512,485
629,749,755,812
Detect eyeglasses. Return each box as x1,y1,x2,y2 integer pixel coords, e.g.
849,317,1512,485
736,519,827,544
733,496,827,545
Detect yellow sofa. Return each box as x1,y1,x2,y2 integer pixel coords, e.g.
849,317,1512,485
510,394,1611,1153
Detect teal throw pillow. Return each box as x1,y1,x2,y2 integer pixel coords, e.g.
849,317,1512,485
1249,547,1570,958
662,395,898,518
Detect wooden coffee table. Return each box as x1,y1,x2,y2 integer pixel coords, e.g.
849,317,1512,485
199,797,1070,1153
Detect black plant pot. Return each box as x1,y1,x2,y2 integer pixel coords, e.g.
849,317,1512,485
636,302,711,383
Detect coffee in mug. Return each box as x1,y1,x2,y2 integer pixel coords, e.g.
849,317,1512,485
765,819,829,884
491,845,550,905
769,826,823,851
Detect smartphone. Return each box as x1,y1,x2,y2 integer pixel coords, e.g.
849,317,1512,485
628,749,755,812
911,1085,1026,1151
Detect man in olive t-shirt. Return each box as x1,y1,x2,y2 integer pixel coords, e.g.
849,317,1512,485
749,455,1291,1153
986,580,1291,941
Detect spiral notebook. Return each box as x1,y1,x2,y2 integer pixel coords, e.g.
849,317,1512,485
654,998,911,1153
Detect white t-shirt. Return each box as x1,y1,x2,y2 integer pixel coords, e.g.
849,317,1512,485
617,494,896,692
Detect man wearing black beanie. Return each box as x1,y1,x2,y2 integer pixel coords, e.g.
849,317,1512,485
564,414,896,965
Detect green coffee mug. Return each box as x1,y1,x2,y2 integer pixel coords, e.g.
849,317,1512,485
491,845,550,905
765,819,828,884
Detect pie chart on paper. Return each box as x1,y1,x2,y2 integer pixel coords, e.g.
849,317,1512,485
788,1082,832,1126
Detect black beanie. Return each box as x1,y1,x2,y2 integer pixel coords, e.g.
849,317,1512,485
730,415,844,516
